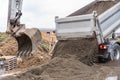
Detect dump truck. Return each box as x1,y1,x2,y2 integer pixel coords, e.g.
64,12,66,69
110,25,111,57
6,0,42,57
55,0,120,62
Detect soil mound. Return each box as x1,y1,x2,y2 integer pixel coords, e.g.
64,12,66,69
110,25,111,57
16,50,51,70
14,58,98,80
52,38,98,65
1,38,102,80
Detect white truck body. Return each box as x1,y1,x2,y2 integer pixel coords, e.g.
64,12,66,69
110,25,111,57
55,2,120,44
55,14,95,39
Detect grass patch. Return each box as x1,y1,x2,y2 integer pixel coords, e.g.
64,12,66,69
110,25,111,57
41,40,49,52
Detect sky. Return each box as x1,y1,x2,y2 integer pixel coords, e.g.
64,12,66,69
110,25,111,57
0,0,94,32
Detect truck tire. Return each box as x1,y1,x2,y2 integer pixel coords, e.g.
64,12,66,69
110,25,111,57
98,57,107,63
109,44,120,61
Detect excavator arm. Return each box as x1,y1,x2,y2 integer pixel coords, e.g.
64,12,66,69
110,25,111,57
7,0,23,35
6,0,42,57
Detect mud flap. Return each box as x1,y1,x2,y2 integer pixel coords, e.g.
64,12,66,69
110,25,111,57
15,28,42,57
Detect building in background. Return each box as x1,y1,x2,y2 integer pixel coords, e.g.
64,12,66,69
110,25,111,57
40,28,57,50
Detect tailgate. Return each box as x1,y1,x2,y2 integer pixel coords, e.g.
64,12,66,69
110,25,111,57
55,13,96,40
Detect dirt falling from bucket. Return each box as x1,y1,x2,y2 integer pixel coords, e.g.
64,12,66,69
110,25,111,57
52,38,99,65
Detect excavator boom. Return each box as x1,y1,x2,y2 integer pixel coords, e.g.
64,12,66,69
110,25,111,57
7,0,23,33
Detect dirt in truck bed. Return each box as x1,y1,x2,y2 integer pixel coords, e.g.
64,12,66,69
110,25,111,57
69,0,120,16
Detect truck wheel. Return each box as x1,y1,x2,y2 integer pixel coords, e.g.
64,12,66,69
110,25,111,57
109,44,120,61
98,57,107,63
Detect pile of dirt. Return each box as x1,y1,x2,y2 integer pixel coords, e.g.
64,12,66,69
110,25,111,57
52,38,98,65
15,49,51,71
84,1,118,15
0,36,18,55
69,0,120,16
3,58,98,80
1,38,107,80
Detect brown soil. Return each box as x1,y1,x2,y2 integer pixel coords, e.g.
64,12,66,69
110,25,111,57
14,39,51,71
52,38,98,65
69,0,120,16
84,1,118,15
14,50,50,71
1,38,120,80
0,38,105,80
0,36,18,55
0,34,51,71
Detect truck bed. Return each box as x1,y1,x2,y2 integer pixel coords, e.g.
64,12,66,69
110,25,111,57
56,0,120,44
69,0,119,16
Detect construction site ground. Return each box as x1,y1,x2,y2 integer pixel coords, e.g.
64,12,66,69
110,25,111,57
1,1,120,80
0,33,120,80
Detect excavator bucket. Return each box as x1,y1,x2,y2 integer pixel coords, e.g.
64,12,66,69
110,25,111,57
6,0,42,57
14,28,42,57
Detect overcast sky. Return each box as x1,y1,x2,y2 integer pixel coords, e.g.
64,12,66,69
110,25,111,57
0,0,94,32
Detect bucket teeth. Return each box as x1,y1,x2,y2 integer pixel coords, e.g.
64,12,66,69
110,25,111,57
15,28,42,57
